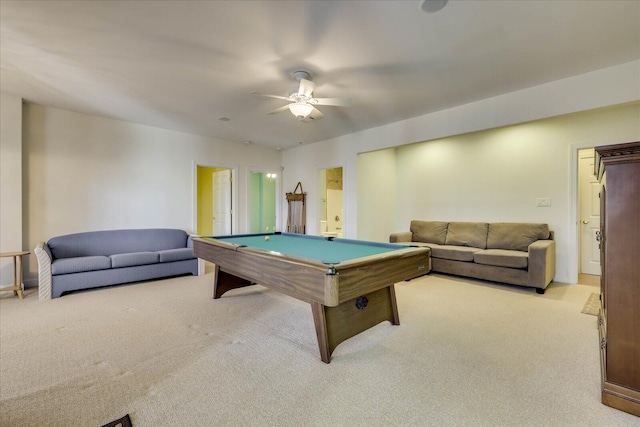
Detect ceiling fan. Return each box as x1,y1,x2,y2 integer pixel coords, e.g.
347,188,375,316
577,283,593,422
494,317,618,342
252,71,351,121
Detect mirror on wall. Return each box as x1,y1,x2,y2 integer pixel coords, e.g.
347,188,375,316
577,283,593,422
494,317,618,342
249,171,277,233
318,167,343,237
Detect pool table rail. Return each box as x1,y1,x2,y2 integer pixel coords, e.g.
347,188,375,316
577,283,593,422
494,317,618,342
328,248,431,303
194,237,337,305
194,237,430,307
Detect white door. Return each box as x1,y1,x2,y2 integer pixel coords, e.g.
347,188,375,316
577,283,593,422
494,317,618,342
213,170,232,235
578,149,600,275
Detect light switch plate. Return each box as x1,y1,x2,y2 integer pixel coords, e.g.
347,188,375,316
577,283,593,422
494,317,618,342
536,197,551,207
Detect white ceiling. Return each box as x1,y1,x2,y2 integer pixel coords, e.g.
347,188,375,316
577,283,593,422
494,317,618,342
1,1,639,150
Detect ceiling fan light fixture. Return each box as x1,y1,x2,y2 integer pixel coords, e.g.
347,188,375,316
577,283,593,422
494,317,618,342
288,102,314,119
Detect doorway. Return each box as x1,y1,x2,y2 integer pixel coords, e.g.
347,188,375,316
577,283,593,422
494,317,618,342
318,167,343,237
213,170,232,235
577,148,600,280
196,165,233,236
248,171,278,233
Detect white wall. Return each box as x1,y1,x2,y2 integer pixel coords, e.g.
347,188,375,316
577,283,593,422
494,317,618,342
357,148,397,242
22,104,281,284
0,93,23,287
281,61,640,284
281,140,352,237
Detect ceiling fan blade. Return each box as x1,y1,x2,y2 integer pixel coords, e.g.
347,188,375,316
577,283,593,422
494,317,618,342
267,104,291,115
309,107,324,119
312,97,351,107
251,91,290,101
298,78,316,97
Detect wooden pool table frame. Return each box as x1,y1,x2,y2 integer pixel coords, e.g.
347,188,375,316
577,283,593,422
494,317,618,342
193,236,431,363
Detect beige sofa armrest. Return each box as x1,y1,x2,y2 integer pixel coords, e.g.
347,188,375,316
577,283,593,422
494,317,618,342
389,231,412,243
528,239,555,289
34,242,52,301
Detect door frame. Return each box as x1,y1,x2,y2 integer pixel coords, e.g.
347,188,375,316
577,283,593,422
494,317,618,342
213,169,233,235
568,140,617,284
569,142,595,284
317,166,344,237
246,168,282,233
193,161,238,236
577,148,600,276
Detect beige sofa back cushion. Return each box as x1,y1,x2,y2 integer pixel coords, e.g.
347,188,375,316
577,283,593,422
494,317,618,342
487,223,550,252
410,220,448,245
445,222,489,249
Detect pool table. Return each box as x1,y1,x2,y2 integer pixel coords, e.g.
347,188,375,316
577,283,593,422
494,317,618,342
193,233,431,363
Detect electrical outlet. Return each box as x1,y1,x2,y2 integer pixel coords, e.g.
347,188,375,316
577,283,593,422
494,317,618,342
536,197,551,207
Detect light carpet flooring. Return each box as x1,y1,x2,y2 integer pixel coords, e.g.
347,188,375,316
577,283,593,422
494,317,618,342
1,273,637,426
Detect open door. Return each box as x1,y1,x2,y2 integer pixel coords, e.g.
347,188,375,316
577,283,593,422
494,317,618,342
196,165,234,237
249,171,278,233
213,169,232,235
578,148,600,276
318,167,343,237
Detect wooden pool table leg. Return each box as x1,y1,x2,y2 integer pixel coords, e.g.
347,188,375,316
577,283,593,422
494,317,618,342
213,266,256,299
311,284,400,363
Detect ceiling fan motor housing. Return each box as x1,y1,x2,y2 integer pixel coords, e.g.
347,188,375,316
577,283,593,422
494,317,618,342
292,70,311,82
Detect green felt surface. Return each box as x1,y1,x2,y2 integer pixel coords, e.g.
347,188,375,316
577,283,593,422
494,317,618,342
209,233,407,264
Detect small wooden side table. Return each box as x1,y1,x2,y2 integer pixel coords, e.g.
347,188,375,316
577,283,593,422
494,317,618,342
0,251,30,299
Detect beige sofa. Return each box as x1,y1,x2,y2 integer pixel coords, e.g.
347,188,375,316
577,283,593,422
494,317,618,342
390,221,555,293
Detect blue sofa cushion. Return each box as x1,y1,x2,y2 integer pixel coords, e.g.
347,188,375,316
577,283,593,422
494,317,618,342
48,229,188,259
157,248,194,263
110,252,159,268
52,256,111,275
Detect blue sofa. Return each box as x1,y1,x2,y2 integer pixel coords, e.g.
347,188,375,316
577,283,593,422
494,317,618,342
35,229,200,300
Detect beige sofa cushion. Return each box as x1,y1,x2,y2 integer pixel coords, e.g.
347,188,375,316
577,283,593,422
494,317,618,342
474,249,529,269
487,223,550,252
430,245,481,262
408,242,440,249
410,221,448,245
444,222,489,249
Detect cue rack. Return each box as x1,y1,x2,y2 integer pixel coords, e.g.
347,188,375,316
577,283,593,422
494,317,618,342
286,182,306,234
